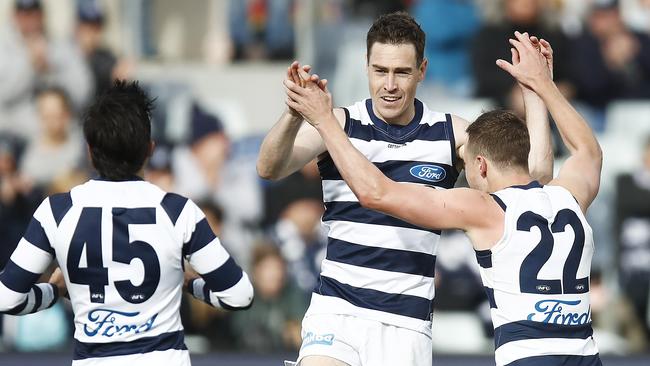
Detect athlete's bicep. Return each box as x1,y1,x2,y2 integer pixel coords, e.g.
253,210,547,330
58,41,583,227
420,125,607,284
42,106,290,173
379,183,491,231
549,154,601,213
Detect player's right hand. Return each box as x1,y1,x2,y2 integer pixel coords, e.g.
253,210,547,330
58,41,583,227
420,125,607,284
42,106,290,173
287,61,329,117
48,267,68,299
496,31,553,92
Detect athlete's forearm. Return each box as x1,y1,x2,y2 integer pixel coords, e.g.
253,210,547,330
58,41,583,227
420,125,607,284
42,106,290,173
523,90,553,184
315,114,391,210
257,109,304,180
535,80,601,160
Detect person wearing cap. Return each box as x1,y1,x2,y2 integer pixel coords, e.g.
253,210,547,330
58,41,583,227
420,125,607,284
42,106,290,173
0,0,93,141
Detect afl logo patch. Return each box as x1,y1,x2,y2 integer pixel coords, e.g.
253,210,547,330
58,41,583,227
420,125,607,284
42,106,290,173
409,164,446,183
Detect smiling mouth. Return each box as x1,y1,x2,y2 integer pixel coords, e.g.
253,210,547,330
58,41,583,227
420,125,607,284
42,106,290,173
380,96,401,103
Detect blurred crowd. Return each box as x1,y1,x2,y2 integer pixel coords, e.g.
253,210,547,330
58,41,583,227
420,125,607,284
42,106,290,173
0,0,650,357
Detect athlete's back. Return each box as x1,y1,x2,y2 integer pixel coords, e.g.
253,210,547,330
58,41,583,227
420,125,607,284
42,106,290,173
0,81,253,365
481,182,601,366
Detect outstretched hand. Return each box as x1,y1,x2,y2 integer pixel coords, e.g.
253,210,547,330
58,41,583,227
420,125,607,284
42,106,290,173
286,61,329,117
497,31,553,92
284,66,333,126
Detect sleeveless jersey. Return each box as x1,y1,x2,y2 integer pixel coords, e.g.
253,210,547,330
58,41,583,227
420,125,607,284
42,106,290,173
306,98,459,335
478,181,601,366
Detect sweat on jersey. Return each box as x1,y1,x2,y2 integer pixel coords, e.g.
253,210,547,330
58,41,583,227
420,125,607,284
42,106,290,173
305,98,459,336
478,181,601,366
0,178,253,365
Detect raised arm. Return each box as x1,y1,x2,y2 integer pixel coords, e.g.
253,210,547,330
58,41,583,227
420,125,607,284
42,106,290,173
257,62,343,180
497,37,602,212
283,76,502,248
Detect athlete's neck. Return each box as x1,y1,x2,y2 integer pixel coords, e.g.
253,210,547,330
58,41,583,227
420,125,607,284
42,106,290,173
372,104,415,126
487,170,534,193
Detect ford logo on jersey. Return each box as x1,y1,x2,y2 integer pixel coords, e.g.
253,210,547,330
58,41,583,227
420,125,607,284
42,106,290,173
84,309,158,337
409,164,446,183
527,299,590,325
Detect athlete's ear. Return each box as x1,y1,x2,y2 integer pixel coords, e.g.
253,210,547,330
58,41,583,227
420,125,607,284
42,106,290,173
477,155,488,178
418,58,428,82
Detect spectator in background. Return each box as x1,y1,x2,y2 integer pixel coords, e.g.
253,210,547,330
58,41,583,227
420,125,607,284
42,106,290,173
471,0,573,110
229,0,295,61
616,136,650,346
0,0,92,140
76,1,132,95
20,87,84,190
145,143,175,192
412,0,480,97
172,102,229,202
569,0,650,129
231,244,307,352
0,135,43,269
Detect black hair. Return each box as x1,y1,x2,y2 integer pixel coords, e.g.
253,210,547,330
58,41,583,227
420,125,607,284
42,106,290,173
366,11,426,66
83,80,154,180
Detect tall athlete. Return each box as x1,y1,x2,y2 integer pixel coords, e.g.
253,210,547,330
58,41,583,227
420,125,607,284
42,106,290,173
258,11,553,366
0,81,254,365
287,32,603,366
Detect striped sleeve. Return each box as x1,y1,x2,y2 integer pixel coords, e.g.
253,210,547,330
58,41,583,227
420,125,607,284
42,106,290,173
162,194,253,310
0,199,58,314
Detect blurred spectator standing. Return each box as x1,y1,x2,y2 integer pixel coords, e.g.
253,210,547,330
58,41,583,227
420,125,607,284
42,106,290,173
231,244,307,352
569,0,650,131
616,136,650,347
412,0,480,97
0,0,92,141
471,0,573,111
76,0,132,95
19,87,84,190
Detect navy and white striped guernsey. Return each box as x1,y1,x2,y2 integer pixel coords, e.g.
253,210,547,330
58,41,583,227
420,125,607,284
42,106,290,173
478,181,601,366
0,178,253,365
305,98,459,335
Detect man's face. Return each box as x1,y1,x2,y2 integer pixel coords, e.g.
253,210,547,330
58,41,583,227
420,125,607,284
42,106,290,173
367,42,426,125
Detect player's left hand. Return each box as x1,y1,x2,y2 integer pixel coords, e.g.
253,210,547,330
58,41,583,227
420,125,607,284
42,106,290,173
496,31,552,92
48,268,67,299
284,68,333,127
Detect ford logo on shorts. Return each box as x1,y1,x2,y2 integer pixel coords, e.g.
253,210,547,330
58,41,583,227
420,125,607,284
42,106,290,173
409,164,446,183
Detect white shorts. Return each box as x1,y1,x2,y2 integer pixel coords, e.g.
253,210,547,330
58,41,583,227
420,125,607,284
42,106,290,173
297,314,432,366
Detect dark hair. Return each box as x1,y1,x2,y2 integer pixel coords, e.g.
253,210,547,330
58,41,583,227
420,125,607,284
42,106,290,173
83,80,154,180
466,110,530,171
36,86,72,113
366,11,425,66
251,243,284,269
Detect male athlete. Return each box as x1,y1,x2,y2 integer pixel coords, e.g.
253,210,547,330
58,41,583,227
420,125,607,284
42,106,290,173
258,11,553,366
0,81,253,365
287,32,603,366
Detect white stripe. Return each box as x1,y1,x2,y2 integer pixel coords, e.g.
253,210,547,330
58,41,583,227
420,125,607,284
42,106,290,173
306,293,432,336
192,278,206,302
187,238,229,274
17,288,37,315
495,337,599,366
10,239,53,275
35,283,56,312
420,111,448,126
0,281,26,311
320,259,435,299
350,138,452,164
322,180,358,203
326,221,438,255
212,272,254,308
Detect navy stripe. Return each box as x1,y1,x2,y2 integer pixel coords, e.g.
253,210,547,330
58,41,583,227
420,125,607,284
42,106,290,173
490,194,507,211
505,354,602,366
161,193,188,225
475,249,492,268
31,284,42,313
0,260,40,293
202,280,211,305
326,238,436,277
495,320,594,349
183,218,217,256
445,113,458,169
323,201,441,234
201,257,243,292
510,181,543,190
23,219,53,255
347,117,449,143
4,298,28,315
484,286,497,309
317,275,432,321
73,330,187,360
218,298,254,311
49,192,72,226
319,160,457,189
365,99,425,140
